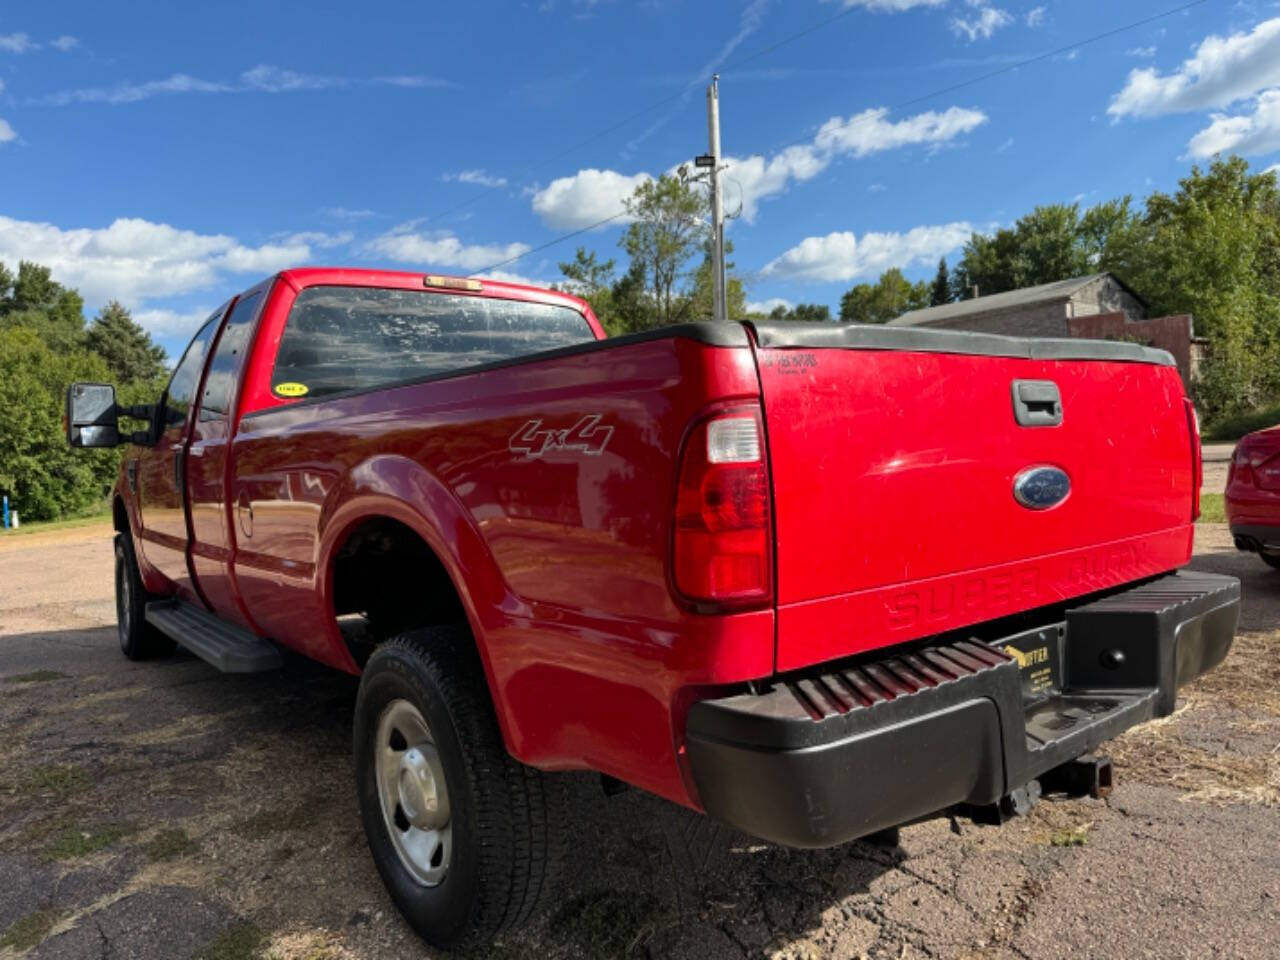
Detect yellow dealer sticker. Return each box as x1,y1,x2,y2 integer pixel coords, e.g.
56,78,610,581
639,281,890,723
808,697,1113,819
274,382,309,398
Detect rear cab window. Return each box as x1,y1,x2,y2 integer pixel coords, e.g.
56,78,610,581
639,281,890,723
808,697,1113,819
269,287,596,401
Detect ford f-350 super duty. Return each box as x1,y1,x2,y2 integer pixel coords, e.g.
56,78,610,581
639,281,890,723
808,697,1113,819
65,267,1239,950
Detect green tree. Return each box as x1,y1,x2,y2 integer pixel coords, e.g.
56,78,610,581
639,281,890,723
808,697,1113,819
557,247,617,330
605,261,654,335
620,171,710,327
0,261,86,353
84,301,167,384
687,238,746,322
840,268,930,324
768,303,831,322
1101,157,1280,419
930,258,951,307
0,327,120,521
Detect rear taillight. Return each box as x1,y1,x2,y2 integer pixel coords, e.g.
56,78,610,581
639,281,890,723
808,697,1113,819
673,409,772,606
1185,399,1201,520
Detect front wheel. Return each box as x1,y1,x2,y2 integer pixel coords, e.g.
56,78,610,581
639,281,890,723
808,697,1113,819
353,627,566,951
114,533,175,661
1260,553,1280,570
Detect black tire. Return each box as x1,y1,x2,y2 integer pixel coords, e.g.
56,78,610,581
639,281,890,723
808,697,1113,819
114,533,176,660
1261,553,1280,570
353,627,566,951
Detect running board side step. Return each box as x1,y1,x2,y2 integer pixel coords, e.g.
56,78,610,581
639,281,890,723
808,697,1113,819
145,600,282,673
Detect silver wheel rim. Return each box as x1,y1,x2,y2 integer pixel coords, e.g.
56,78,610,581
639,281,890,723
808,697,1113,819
375,699,452,887
116,549,131,650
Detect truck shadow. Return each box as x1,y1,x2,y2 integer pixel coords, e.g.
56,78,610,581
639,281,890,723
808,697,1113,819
0,627,904,958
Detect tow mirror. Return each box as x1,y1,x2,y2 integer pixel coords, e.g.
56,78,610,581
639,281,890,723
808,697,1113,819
66,382,121,448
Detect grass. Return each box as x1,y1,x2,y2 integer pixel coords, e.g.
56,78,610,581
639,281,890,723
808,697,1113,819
1199,492,1226,524
0,907,65,952
1204,404,1280,442
42,822,135,861
192,923,266,960
23,764,91,796
1049,824,1091,847
0,504,112,537
238,799,326,840
547,891,665,957
144,827,199,862
3,670,69,684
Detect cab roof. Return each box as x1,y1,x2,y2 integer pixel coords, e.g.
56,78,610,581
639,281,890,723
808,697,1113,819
274,267,592,316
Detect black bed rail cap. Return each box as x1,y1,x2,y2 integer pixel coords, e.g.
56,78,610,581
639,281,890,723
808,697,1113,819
746,320,1175,367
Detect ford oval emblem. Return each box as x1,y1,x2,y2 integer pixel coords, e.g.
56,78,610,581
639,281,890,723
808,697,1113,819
1013,466,1071,510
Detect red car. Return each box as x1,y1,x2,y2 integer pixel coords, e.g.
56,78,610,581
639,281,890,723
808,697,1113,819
1226,425,1280,567
65,267,1238,950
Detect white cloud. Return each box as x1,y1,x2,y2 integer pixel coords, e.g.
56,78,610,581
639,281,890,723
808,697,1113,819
951,6,1013,42
1266,163,1280,175
1186,89,1280,158
475,270,550,288
812,105,988,157
443,169,508,188
38,65,455,106
282,230,353,249
367,229,530,272
42,73,232,105
833,0,945,10
0,213,313,307
1026,6,1046,28
534,105,986,229
531,169,652,230
0,32,35,53
50,35,78,52
867,183,888,192
1126,46,1157,58
0,119,15,143
319,206,378,220
133,306,216,338
373,75,456,89
240,65,339,93
763,222,972,283
1109,17,1280,118
746,297,794,315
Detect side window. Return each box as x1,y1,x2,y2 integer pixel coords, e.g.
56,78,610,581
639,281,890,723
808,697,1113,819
200,291,263,420
164,310,224,426
270,286,595,400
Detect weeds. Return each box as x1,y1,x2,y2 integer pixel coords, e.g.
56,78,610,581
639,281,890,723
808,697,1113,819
0,908,64,952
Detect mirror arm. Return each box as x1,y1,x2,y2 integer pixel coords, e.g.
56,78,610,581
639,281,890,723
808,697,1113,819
117,403,158,447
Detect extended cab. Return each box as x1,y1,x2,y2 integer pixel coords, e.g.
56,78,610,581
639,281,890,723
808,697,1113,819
66,268,1239,950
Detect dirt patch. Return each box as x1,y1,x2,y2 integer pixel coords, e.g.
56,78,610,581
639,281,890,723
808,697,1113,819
2,522,1279,959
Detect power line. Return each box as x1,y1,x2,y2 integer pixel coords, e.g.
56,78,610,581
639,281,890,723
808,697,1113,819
475,211,631,275
470,0,1217,276
766,0,1214,156
414,3,865,231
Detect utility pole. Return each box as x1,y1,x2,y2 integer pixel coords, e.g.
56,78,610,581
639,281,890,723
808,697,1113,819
706,75,728,323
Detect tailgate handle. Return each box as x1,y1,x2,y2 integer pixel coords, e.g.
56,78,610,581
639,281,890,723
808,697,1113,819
1012,380,1062,427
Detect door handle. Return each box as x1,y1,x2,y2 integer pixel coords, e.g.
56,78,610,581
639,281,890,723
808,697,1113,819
1011,380,1062,427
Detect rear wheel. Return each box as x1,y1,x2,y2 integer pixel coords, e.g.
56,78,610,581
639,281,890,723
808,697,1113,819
114,533,175,660
1260,553,1280,570
353,627,566,950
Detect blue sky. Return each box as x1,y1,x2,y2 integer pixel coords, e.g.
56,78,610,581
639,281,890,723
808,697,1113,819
2,0,1278,357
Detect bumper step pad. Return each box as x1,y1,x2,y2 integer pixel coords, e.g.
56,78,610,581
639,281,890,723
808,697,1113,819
686,571,1240,849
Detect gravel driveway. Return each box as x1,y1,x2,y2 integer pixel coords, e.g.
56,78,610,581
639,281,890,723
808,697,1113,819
0,522,1277,960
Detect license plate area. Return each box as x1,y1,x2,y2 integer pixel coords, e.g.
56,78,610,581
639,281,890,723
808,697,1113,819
996,623,1065,705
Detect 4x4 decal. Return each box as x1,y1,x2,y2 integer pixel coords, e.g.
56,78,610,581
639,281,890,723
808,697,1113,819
509,415,614,459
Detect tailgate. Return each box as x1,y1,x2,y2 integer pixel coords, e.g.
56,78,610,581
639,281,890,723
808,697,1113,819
750,322,1197,672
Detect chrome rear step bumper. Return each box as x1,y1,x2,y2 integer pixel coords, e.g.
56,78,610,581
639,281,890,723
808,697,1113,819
685,572,1239,849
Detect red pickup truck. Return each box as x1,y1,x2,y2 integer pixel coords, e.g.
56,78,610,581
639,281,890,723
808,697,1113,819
66,267,1238,950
